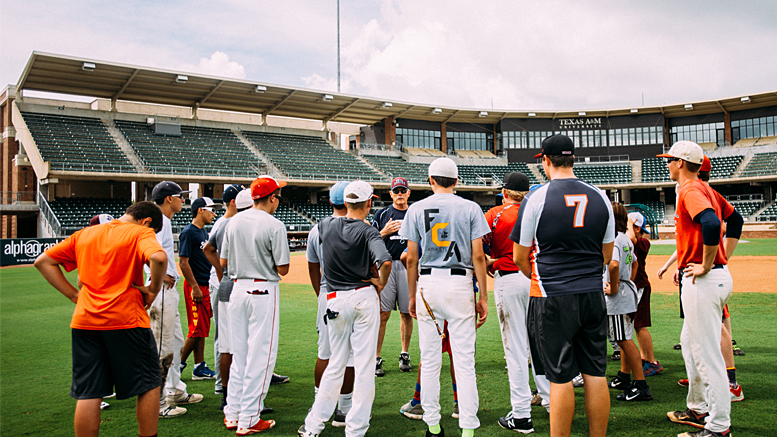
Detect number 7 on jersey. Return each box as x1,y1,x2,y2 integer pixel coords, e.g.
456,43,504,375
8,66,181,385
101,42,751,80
564,194,588,227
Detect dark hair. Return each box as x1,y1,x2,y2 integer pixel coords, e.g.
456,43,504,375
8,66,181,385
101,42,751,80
256,188,280,204
332,204,347,211
547,155,574,168
126,201,163,233
685,161,701,173
698,170,710,182
430,176,457,188
612,202,628,234
154,197,165,206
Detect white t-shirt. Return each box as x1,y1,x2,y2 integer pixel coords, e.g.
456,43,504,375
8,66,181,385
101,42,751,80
605,231,638,315
144,215,178,282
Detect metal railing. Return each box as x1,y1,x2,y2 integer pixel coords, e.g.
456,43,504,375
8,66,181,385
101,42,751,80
1,191,36,204
37,192,62,237
283,172,389,183
359,142,403,153
49,162,265,178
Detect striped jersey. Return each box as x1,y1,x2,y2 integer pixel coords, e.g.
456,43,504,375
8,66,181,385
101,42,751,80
510,178,615,297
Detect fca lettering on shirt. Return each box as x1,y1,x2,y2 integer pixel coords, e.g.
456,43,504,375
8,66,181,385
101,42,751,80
424,209,461,262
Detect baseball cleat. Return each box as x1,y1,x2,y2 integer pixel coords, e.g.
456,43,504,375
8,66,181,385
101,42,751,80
610,350,621,361
615,382,653,401
425,425,444,437
399,352,412,372
224,418,239,430
730,383,744,402
399,401,424,420
677,429,731,437
667,408,708,429
678,379,689,387
644,360,664,376
375,357,385,377
167,392,203,405
298,425,319,437
100,402,110,410
608,376,630,390
498,413,534,434
451,402,459,419
236,419,275,435
530,391,543,406
270,373,289,385
732,340,744,356
332,409,346,427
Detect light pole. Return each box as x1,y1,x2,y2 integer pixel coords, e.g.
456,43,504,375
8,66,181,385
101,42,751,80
337,0,341,92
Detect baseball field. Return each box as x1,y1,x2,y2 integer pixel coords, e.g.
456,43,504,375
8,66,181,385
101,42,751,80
2,239,776,436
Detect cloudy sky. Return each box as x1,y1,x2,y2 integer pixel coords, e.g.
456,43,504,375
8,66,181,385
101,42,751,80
2,0,775,112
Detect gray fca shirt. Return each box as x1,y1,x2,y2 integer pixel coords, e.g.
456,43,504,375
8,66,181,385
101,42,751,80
319,216,391,292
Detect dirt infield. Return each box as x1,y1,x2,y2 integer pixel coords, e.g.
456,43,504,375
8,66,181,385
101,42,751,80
282,253,776,294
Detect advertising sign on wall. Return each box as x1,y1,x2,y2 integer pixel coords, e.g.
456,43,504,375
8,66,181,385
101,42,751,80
1,238,67,266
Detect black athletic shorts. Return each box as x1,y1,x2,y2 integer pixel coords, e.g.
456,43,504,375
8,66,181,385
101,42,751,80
71,327,161,400
527,292,608,384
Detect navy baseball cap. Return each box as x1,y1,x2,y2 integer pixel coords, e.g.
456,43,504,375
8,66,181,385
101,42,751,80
223,184,244,204
534,134,574,159
329,181,349,206
151,181,190,201
191,197,222,216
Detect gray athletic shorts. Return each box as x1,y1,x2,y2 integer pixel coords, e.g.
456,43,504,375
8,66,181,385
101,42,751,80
380,260,409,313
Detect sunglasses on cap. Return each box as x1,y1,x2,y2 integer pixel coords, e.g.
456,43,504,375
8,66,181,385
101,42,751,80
665,157,681,164
392,187,408,194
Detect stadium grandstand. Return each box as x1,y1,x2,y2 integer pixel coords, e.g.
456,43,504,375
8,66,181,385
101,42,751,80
2,52,777,245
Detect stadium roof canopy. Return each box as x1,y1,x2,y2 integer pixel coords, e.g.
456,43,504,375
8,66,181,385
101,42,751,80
16,52,777,126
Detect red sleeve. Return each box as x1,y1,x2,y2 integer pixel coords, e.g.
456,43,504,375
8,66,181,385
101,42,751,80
484,208,496,231
715,191,735,219
45,233,79,272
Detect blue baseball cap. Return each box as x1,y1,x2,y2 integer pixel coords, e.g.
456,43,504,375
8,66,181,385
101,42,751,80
223,184,244,204
329,181,349,206
628,212,649,234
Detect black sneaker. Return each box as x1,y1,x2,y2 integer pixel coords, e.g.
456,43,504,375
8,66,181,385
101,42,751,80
673,343,682,350
608,376,629,390
375,357,385,377
498,414,534,434
732,340,744,356
610,350,621,361
616,382,653,401
332,409,346,427
270,373,289,385
399,352,412,372
667,408,709,429
425,425,444,437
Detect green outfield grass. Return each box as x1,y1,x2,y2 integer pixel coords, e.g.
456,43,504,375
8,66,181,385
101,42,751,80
2,266,776,436
646,237,777,256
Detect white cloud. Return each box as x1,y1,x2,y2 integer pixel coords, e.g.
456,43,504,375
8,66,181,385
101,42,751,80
178,51,247,80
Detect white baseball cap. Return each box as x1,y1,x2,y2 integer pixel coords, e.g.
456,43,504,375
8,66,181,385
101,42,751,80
343,180,376,203
657,141,703,165
628,212,649,233
235,189,253,210
428,157,458,179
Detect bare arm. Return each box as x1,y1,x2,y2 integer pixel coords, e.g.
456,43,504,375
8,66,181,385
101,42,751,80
725,238,739,259
276,264,290,276
406,240,419,319
203,242,223,282
308,262,322,297
606,260,619,296
513,243,532,279
135,251,167,308
658,250,678,279
179,256,202,302
472,237,489,328
34,253,80,304
602,241,614,266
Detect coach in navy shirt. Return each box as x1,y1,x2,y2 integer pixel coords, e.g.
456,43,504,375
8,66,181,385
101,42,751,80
511,134,615,437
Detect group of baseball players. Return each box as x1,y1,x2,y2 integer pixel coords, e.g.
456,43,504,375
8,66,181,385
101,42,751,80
35,133,743,437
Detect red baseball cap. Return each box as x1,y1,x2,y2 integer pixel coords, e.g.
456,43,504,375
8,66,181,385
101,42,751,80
700,155,712,172
250,176,287,199
391,177,409,190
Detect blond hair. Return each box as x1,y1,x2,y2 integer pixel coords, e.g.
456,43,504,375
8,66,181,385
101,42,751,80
503,189,528,202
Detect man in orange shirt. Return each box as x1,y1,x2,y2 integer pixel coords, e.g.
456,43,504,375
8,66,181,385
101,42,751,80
658,142,742,437
34,201,168,437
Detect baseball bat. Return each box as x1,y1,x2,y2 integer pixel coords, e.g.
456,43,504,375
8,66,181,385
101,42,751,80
419,287,446,339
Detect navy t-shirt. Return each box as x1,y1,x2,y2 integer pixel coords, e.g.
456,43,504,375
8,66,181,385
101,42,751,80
510,178,615,297
372,205,408,260
179,223,211,286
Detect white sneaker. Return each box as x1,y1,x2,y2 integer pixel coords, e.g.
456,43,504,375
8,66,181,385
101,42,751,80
159,404,187,418
100,402,110,410
572,374,585,387
167,392,203,406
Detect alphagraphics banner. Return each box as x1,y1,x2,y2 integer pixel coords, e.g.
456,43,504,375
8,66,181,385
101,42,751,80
1,238,67,266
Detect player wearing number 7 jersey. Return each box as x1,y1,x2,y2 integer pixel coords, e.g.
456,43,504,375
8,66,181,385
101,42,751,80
511,134,615,437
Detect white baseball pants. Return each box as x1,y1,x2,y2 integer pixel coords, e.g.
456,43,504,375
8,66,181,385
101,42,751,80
681,266,732,433
147,283,188,401
211,283,222,391
226,280,279,429
494,271,533,419
316,287,355,365
417,270,480,430
305,286,380,437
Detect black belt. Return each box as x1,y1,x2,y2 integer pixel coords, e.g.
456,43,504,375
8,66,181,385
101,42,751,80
496,270,520,277
420,268,467,276
712,264,724,270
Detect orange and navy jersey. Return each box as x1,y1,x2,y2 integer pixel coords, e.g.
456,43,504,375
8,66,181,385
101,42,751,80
675,179,735,269
483,203,521,274
510,179,615,297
